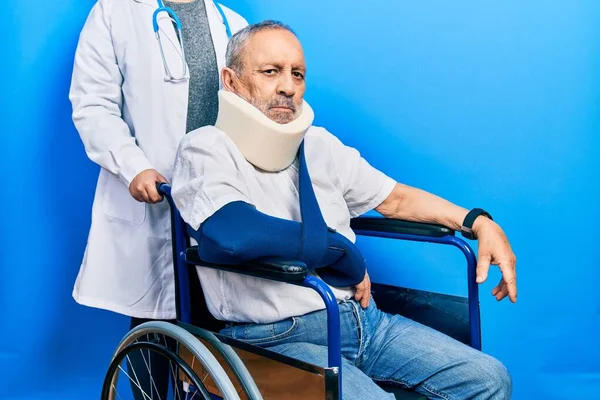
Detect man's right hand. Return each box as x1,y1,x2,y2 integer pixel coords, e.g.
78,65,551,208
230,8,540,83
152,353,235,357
129,169,168,203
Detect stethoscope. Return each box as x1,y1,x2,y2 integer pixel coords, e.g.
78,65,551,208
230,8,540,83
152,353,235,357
153,0,232,82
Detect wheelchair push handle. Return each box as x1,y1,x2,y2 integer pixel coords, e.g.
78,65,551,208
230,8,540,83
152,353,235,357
156,181,171,198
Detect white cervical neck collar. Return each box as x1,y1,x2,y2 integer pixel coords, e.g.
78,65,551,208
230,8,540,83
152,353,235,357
215,90,314,172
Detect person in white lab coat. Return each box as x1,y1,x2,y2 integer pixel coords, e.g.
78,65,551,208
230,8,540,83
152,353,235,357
68,0,247,398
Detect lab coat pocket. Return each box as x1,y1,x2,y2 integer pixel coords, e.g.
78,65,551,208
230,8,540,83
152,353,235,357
101,171,146,225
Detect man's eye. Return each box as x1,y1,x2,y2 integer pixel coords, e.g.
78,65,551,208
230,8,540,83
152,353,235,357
293,71,305,80
263,69,277,75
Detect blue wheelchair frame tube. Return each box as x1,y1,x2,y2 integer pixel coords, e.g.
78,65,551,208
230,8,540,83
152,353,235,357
352,229,482,351
159,184,194,325
302,276,343,392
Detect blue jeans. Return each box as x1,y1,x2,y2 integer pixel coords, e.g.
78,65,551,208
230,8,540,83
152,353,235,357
220,297,512,400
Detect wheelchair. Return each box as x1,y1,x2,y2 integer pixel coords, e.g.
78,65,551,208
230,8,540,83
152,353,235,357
101,183,482,400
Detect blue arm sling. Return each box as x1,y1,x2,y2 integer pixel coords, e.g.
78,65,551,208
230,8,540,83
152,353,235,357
188,142,366,287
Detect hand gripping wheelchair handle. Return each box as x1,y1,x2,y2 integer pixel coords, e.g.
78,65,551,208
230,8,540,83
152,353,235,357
156,181,170,197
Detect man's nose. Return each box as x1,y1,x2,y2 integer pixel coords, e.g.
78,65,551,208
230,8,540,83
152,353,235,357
276,72,296,97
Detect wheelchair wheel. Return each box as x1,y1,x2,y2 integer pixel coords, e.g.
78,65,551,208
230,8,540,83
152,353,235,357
102,321,242,400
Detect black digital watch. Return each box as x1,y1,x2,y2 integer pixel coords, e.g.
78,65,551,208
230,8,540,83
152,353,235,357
460,208,493,239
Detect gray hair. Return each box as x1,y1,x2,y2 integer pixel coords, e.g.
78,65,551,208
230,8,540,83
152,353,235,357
225,20,297,75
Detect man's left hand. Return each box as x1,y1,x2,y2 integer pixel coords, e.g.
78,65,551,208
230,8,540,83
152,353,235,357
355,271,371,308
473,218,518,303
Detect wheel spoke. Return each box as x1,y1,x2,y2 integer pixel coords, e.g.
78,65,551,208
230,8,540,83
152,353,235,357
169,357,183,400
139,347,163,400
119,362,153,400
111,383,124,400
104,329,227,400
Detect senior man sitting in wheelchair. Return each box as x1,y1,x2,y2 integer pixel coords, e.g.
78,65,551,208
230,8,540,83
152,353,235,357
170,20,517,400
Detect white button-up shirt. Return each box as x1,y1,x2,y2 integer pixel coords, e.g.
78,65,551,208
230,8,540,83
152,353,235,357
171,125,396,323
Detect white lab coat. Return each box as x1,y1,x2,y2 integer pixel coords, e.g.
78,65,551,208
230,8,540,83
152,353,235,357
69,0,248,319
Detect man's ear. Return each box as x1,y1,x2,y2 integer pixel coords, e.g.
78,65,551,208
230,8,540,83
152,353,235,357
221,67,237,92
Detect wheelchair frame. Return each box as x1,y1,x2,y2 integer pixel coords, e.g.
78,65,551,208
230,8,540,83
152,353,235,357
155,182,482,399
102,183,482,400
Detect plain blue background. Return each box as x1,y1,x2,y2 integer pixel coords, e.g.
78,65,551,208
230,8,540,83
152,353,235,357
2,1,599,399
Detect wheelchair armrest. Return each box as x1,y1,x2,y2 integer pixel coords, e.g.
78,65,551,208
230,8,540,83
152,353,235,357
185,246,308,283
350,217,455,237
